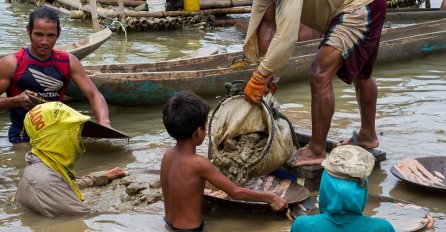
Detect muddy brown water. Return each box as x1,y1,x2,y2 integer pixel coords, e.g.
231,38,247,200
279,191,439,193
1,1,445,231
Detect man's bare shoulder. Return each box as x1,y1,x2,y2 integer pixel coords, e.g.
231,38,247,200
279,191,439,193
0,54,17,67
0,54,17,80
67,53,82,67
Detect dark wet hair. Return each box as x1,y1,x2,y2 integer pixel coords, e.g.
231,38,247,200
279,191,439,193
27,7,61,36
162,91,210,140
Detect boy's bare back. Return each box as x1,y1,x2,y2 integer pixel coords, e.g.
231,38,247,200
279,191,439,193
161,146,208,230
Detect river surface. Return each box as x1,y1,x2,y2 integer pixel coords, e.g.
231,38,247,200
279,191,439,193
0,1,445,231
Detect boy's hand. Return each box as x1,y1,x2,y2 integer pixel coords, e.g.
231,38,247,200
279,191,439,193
269,194,287,212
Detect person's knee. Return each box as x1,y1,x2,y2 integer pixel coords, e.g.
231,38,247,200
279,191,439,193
308,65,332,90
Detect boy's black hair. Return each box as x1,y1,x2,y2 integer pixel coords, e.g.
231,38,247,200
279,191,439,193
162,91,210,140
27,7,61,37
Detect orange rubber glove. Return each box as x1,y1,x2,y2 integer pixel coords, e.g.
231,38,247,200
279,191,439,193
244,70,278,104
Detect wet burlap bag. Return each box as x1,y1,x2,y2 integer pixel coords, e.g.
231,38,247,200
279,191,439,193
209,94,297,185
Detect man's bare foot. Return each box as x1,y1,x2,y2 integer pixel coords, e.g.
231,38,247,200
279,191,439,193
106,167,129,181
287,146,326,167
337,130,379,149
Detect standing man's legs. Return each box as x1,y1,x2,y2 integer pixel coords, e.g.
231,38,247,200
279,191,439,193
290,45,343,166
344,75,379,148
289,0,386,167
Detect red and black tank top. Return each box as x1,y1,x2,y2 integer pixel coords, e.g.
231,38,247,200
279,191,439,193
6,48,71,143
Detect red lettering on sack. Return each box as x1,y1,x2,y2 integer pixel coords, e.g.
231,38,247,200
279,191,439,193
28,106,45,131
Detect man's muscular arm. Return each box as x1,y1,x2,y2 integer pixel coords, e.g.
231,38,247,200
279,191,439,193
0,55,37,111
69,54,110,127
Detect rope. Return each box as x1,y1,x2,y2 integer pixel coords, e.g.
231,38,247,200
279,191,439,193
111,20,127,41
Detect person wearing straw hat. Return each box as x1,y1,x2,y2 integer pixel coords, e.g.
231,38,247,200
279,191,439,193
14,102,128,217
290,145,395,232
0,7,110,144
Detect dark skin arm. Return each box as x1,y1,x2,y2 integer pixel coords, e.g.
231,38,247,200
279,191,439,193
441,0,446,10
198,156,287,211
257,4,323,57
0,55,37,111
69,53,110,127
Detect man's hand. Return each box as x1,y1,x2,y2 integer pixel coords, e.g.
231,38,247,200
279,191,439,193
105,167,129,181
244,71,278,104
17,90,38,110
98,119,111,128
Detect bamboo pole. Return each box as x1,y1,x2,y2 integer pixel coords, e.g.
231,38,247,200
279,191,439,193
213,19,241,26
96,7,252,17
95,0,145,7
42,2,71,15
89,0,101,31
117,0,125,24
93,0,252,9
56,0,83,9
200,0,252,9
56,0,252,18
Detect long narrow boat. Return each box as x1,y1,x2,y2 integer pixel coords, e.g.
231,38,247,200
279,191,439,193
386,8,446,22
0,28,112,60
234,8,446,34
67,18,446,106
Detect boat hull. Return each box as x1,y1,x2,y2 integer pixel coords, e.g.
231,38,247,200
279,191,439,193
67,19,446,106
0,28,112,60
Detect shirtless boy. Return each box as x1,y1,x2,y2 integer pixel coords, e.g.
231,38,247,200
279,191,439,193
161,91,287,231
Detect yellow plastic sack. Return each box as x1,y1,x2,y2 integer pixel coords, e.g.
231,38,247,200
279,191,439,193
24,102,90,201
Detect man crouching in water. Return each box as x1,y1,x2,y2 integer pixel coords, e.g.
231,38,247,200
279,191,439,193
14,102,128,217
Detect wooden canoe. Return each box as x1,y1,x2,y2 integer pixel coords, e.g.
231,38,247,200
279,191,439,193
0,27,112,61
234,8,446,34
391,156,446,191
67,18,446,106
386,8,446,22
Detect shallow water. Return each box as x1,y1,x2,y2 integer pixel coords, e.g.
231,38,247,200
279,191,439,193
1,1,446,231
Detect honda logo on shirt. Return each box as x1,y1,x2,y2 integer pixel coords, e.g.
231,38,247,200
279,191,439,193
29,68,64,92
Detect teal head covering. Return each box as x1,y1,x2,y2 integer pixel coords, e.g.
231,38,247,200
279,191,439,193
319,170,368,225
290,145,395,232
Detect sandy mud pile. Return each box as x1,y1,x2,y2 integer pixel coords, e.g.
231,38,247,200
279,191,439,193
82,170,164,213
215,132,268,185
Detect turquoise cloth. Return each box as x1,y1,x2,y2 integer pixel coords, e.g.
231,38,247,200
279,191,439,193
291,171,395,232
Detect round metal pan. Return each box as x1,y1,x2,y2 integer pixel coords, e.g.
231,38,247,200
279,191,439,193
391,156,446,191
204,174,309,210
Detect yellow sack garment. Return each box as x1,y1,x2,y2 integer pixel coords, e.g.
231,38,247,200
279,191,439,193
24,102,90,201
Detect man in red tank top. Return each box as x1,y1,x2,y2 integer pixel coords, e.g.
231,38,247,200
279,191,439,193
0,7,110,143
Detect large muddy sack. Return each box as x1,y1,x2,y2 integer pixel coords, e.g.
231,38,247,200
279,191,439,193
209,93,298,186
